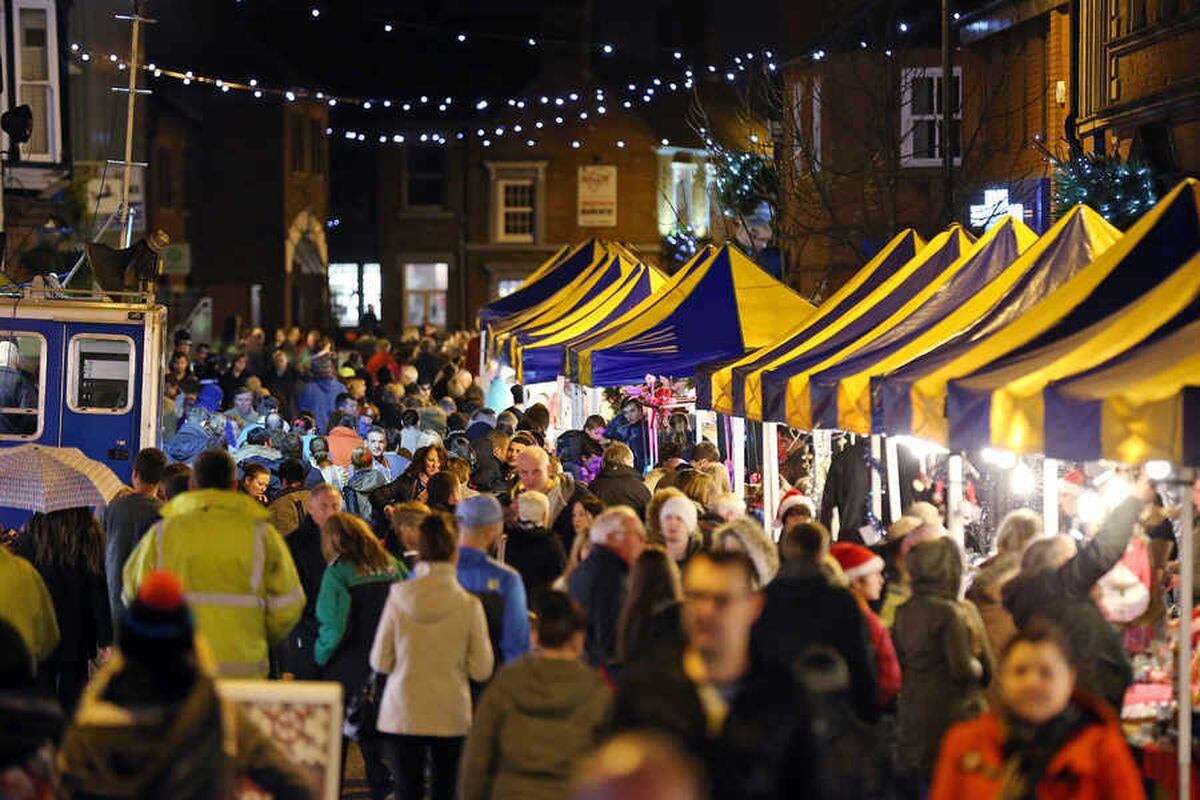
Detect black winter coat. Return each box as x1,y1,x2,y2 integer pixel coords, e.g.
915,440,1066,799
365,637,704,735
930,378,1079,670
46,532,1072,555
611,644,821,800
819,438,870,543
502,522,566,605
280,515,326,678
567,544,628,669
1002,497,1141,710
14,536,111,666
587,463,651,519
752,566,881,723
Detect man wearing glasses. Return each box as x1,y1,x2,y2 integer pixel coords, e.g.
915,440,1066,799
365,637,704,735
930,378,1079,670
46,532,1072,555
611,550,819,800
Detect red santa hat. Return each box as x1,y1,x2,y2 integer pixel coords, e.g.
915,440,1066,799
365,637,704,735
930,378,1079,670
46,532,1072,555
830,542,885,581
1060,468,1086,496
776,489,816,525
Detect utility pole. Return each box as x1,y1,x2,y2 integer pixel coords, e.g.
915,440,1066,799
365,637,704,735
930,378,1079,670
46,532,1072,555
113,2,154,247
941,0,955,225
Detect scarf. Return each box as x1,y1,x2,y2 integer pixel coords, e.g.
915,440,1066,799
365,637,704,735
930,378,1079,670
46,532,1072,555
998,701,1092,799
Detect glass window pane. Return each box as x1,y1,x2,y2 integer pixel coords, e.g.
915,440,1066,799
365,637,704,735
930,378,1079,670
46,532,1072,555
71,337,132,412
497,278,523,298
405,263,448,291
405,293,426,325
913,120,936,160
328,262,360,327
20,85,50,155
429,293,447,327
20,9,48,81
0,335,42,436
362,263,382,320
911,76,935,116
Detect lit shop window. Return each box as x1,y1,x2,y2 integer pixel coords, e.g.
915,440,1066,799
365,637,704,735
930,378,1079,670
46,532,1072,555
403,262,448,327
329,262,382,328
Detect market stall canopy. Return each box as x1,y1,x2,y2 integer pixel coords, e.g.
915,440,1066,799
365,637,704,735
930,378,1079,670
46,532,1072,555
568,243,815,387
741,226,973,424
489,246,640,339
515,260,666,384
813,206,1120,435
1041,268,1200,466
949,229,1200,455
872,178,1200,449
765,219,1035,430
477,240,600,329
694,228,923,415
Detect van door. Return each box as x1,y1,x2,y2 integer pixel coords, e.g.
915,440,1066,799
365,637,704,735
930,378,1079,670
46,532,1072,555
61,322,143,484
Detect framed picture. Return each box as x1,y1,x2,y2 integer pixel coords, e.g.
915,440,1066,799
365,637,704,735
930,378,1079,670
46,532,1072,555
218,680,343,800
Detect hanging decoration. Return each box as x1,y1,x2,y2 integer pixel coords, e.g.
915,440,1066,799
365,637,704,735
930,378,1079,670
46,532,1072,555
1040,140,1161,230
712,148,777,218
662,223,701,267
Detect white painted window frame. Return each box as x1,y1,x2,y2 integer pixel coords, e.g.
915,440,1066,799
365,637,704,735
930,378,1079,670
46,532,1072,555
900,66,962,168
11,0,61,163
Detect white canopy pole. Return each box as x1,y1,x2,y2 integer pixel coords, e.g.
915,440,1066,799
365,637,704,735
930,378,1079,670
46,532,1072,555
885,436,903,523
947,454,964,548
1043,458,1060,537
1180,466,1195,800
732,416,746,502
870,435,884,524
763,422,781,532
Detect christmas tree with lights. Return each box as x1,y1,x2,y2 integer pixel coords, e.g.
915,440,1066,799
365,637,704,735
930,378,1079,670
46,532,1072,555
1044,141,1160,230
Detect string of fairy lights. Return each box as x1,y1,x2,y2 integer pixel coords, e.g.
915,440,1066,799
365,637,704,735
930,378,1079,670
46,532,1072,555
70,11,925,151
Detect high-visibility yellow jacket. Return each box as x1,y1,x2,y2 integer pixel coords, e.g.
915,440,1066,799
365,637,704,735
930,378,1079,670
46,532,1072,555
122,489,305,678
0,545,60,662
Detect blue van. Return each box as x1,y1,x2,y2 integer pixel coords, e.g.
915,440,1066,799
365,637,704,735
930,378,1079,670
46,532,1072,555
0,281,166,512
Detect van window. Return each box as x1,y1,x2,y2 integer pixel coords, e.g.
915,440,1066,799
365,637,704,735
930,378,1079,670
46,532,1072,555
0,334,44,438
69,336,134,413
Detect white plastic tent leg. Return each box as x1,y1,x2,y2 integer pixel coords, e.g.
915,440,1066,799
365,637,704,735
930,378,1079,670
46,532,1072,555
1043,458,1060,537
947,455,964,548
1180,467,1195,800
732,416,746,502
763,422,780,532
870,435,884,524
478,329,488,377
885,437,903,523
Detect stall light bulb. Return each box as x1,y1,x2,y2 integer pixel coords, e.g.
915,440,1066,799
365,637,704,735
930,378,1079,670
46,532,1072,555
1010,462,1035,496
1145,460,1172,481
1078,490,1105,525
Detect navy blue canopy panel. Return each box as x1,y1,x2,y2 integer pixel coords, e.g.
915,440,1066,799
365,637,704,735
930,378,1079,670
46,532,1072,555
758,229,971,424
477,240,599,329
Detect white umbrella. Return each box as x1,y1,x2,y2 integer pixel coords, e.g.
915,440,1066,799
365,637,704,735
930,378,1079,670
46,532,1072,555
0,444,125,513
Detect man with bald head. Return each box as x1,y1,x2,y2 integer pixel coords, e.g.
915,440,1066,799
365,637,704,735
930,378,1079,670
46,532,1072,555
516,445,588,553
0,339,36,435
568,506,646,669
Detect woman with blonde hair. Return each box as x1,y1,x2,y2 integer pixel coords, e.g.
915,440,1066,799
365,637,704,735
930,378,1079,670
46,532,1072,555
315,513,407,799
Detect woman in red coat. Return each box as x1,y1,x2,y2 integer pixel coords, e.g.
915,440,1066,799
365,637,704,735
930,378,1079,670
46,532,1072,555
930,620,1144,800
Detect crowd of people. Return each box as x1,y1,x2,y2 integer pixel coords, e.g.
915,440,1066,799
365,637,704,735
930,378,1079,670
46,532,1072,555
1,321,1196,799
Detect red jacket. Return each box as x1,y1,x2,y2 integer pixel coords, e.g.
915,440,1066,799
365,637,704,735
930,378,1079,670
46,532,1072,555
930,692,1145,800
857,596,901,707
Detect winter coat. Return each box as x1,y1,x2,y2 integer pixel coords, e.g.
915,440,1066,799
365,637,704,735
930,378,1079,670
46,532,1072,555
58,651,314,800
457,656,612,800
280,514,326,678
929,692,1145,800
967,552,1020,709
370,562,494,737
297,376,344,434
819,438,870,543
102,492,162,623
0,546,59,662
1002,497,1141,711
458,547,532,665
13,533,111,668
611,645,821,800
857,595,901,708
262,365,299,417
471,438,506,493
502,522,566,603
343,468,386,519
894,537,992,778
123,490,305,679
267,487,310,538
587,463,651,519
567,544,629,669
751,566,881,723
163,421,221,464
554,430,602,483
602,416,647,473
540,474,588,557
314,557,406,698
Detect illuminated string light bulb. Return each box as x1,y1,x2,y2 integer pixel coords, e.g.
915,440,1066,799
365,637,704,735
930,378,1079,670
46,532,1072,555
554,116,564,124
661,138,669,146
513,124,522,132
597,105,606,114
384,23,393,32
80,53,90,61
673,50,682,60
601,43,614,54
898,21,908,32
328,98,337,106
535,121,544,128
285,90,296,101
622,100,632,108
615,139,625,148
482,139,491,147
363,101,372,109
254,89,263,98
725,71,736,81
526,139,535,146
527,37,537,46
310,6,319,17
456,33,467,42
570,140,581,148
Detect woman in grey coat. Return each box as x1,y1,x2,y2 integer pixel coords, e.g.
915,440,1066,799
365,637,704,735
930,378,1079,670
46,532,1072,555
893,536,992,781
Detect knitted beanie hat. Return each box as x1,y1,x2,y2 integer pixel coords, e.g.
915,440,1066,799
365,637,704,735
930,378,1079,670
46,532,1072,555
659,495,698,530
119,570,194,664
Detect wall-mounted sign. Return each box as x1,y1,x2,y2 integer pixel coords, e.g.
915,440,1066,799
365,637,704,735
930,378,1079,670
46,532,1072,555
578,165,617,227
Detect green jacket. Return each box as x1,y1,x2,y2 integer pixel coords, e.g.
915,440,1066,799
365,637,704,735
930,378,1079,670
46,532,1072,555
0,545,60,662
314,556,407,667
122,489,305,678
